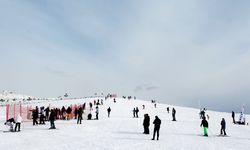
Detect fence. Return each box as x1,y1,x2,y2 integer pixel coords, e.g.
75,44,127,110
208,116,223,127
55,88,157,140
6,103,32,122
6,102,95,121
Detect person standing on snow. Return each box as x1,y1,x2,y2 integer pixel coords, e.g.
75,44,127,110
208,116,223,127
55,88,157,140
107,107,111,118
152,116,161,140
172,107,176,121
49,109,56,129
135,107,139,118
95,106,99,120
133,108,136,118
220,118,227,136
143,114,150,134
167,107,169,113
200,117,209,136
15,114,22,132
232,111,235,124
77,107,83,124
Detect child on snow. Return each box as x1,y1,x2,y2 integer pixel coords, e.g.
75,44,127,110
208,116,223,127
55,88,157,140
200,117,209,136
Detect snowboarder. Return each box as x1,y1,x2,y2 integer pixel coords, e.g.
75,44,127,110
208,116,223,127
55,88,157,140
15,114,22,132
49,109,56,129
220,118,227,136
200,117,209,136
152,116,161,140
143,114,150,134
77,107,83,124
232,111,235,124
95,106,99,120
107,107,111,117
172,107,176,121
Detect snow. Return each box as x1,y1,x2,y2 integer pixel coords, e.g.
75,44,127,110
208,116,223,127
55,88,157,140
0,98,250,150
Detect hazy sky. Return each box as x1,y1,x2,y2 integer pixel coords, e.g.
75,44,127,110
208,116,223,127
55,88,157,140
1,0,250,113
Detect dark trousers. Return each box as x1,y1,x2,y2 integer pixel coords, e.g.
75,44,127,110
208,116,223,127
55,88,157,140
15,123,21,131
77,116,82,124
33,118,38,125
221,128,226,135
172,114,176,121
232,117,235,124
144,125,149,134
40,115,45,124
152,128,160,140
50,120,55,129
96,113,99,120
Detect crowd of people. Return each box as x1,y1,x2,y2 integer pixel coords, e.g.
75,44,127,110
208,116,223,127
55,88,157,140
3,97,248,141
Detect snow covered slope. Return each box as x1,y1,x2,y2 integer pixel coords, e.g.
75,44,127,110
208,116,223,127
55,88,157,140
0,98,249,150
0,90,33,101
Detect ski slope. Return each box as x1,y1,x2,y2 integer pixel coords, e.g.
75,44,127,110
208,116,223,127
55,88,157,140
0,98,250,150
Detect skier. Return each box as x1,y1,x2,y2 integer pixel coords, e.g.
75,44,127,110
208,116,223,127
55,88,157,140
172,107,176,121
200,117,209,136
107,107,111,118
49,109,56,129
232,111,235,124
142,105,145,109
133,108,136,118
143,114,150,134
15,114,22,132
95,106,99,120
220,118,227,136
154,103,157,108
77,107,83,124
152,116,161,140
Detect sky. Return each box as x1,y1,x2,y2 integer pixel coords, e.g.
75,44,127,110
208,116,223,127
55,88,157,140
1,0,250,113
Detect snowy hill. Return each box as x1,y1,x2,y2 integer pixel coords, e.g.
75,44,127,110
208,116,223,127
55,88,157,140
0,98,250,150
0,90,33,101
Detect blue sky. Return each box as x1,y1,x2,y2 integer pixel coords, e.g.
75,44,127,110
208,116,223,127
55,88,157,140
1,0,250,113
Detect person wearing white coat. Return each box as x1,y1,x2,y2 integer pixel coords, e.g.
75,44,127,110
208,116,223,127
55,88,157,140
15,114,22,132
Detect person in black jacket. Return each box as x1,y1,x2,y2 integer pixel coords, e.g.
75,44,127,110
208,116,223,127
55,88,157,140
107,107,111,118
200,117,209,136
152,116,161,140
220,118,227,136
143,114,150,134
172,108,176,121
232,111,235,124
49,109,56,129
32,109,39,125
77,107,83,124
